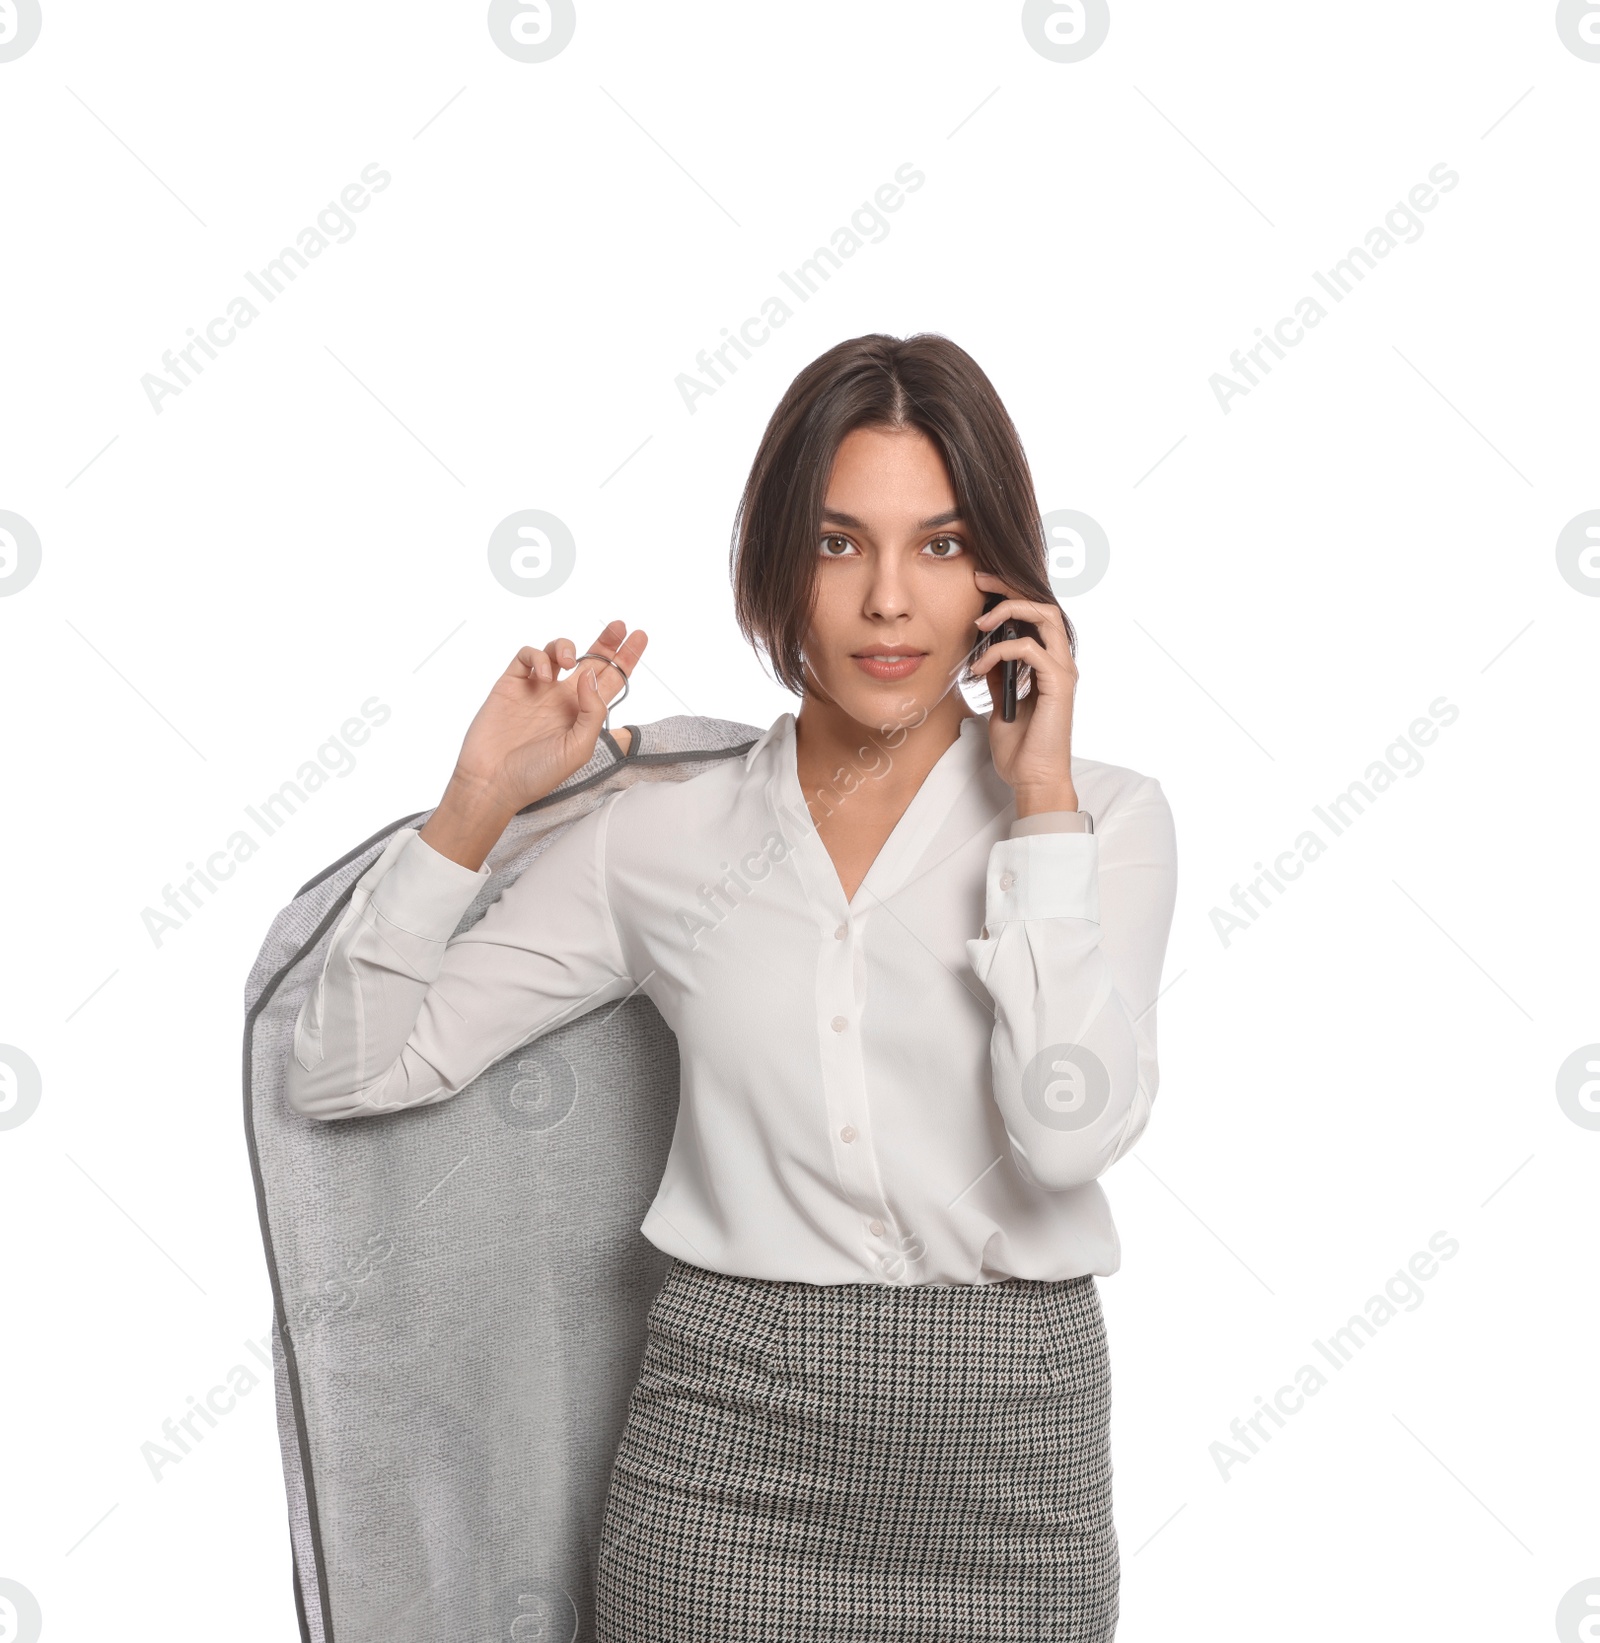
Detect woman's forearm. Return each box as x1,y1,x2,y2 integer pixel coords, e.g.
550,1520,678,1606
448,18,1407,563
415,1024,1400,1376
418,772,519,872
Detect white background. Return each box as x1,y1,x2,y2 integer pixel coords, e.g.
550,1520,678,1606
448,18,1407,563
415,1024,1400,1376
1,2,1596,1639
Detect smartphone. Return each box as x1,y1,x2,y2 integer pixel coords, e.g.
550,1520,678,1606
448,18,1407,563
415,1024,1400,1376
980,591,1038,722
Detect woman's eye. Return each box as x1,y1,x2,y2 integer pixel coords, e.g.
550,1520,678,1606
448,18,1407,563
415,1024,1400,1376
923,535,965,559
819,534,857,557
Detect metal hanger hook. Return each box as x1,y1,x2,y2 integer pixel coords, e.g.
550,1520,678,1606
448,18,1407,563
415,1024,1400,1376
573,652,630,735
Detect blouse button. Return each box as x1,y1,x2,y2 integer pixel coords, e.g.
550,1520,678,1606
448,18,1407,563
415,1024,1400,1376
834,924,848,940
839,1125,857,1143
830,1015,848,1032
999,870,1017,892
868,1218,885,1236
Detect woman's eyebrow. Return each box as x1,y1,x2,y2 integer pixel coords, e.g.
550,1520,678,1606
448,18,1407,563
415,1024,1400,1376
820,508,964,529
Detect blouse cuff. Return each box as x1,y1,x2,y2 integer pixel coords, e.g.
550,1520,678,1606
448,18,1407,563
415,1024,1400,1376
366,827,492,942
1008,810,1088,839
984,831,1099,924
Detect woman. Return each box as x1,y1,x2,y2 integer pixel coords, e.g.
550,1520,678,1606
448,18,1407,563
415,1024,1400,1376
285,332,1178,1641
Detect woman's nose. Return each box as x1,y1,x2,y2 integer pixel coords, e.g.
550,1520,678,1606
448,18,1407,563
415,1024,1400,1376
864,559,911,618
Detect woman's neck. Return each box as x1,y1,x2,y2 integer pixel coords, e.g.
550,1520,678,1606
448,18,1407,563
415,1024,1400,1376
793,690,976,808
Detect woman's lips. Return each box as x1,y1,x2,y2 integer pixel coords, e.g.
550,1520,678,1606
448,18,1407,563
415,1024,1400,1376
852,652,926,680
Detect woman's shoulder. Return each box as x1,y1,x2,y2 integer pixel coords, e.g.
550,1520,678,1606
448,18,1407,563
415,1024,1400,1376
605,717,771,831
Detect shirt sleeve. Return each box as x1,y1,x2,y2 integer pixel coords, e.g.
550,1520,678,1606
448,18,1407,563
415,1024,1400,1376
964,780,1178,1190
283,793,636,1121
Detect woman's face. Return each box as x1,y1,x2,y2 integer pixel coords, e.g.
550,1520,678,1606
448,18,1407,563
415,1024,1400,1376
801,423,985,731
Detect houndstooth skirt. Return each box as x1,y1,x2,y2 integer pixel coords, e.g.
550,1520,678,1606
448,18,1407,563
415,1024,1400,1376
595,1258,1118,1641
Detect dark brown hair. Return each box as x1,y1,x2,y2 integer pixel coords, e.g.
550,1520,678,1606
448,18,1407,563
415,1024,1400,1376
730,331,1073,697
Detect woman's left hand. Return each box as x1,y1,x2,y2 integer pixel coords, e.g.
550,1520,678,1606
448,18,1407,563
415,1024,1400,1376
970,569,1080,817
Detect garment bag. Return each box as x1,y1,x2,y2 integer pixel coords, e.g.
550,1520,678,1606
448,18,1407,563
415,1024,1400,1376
242,713,762,1642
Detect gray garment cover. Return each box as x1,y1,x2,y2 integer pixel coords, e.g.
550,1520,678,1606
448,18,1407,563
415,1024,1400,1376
242,713,764,1643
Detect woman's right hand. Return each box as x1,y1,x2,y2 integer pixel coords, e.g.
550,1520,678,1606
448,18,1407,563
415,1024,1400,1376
460,620,649,810
420,620,647,869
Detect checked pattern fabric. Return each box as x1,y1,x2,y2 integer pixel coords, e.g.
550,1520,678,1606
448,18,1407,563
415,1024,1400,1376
596,1258,1118,1641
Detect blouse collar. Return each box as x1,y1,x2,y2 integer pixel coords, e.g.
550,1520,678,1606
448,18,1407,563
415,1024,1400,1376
752,710,995,914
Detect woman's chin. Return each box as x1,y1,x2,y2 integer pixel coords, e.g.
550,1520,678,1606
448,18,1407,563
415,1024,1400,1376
811,670,950,733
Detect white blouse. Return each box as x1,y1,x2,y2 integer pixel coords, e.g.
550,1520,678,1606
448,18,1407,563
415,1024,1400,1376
285,711,1178,1287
